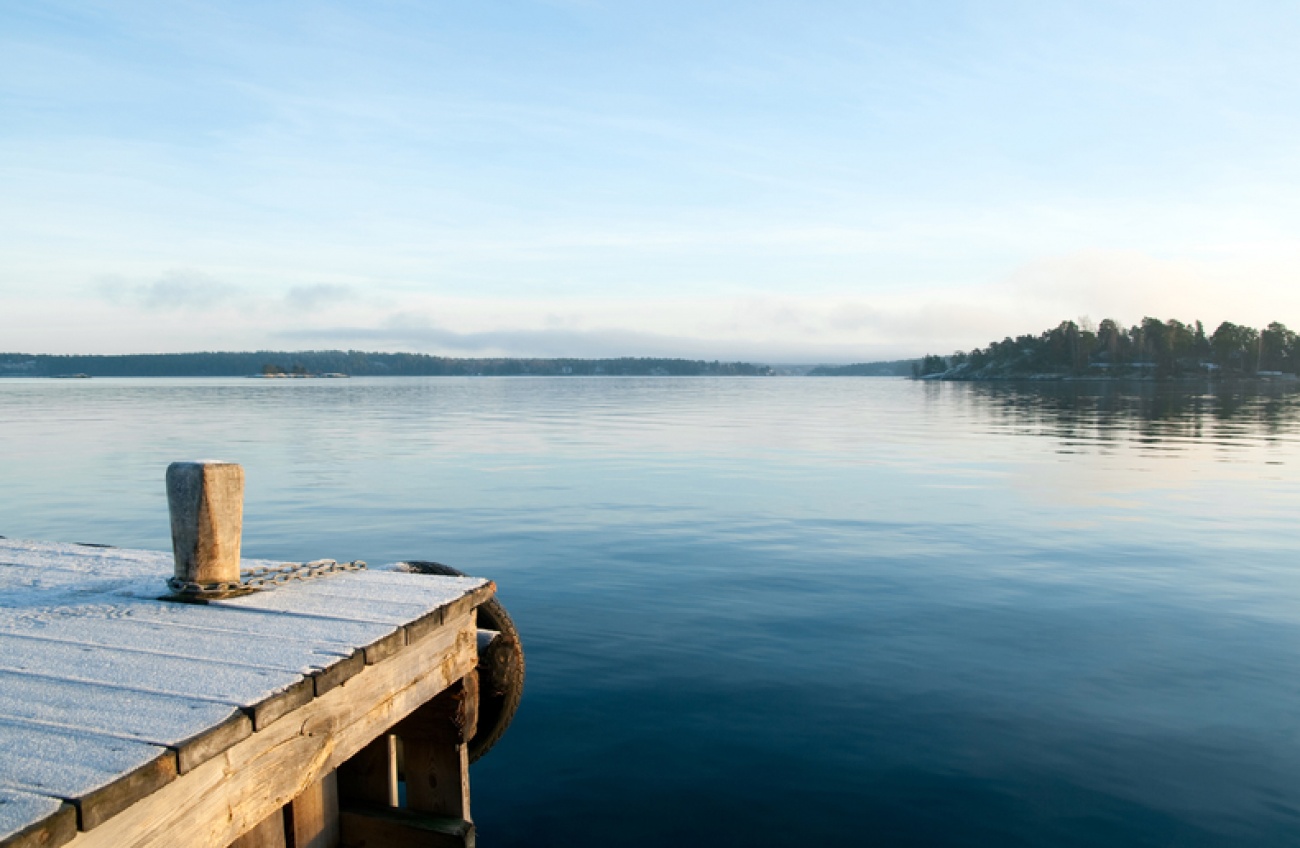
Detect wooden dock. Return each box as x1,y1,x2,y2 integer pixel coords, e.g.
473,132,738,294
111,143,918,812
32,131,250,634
0,462,503,848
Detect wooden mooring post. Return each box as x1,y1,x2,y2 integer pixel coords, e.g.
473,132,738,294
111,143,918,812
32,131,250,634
166,460,246,598
0,462,495,848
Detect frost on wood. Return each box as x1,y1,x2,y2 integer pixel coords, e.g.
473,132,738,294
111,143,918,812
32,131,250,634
0,787,66,842
0,537,492,842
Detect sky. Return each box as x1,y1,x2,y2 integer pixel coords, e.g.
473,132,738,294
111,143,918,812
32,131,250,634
2,1,1299,362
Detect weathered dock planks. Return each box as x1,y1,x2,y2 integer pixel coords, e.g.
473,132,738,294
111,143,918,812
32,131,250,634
0,671,250,773
0,537,492,848
61,613,478,848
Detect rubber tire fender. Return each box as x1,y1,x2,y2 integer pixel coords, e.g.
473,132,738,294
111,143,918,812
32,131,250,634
396,560,524,763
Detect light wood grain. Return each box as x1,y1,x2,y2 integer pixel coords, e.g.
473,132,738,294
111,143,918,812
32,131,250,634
226,808,285,848
288,771,339,848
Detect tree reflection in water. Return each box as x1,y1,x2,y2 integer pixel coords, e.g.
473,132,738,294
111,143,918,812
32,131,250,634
942,381,1300,456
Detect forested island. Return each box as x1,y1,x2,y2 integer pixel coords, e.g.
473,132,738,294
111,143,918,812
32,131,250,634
900,318,1298,380
0,351,772,378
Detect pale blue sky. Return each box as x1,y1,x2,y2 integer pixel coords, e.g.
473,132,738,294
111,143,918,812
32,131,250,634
3,1,1298,360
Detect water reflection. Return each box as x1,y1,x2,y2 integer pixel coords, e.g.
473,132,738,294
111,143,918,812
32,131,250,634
947,381,1300,455
4,378,1300,846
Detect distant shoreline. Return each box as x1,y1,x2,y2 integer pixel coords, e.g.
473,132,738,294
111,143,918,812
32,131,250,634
0,352,776,379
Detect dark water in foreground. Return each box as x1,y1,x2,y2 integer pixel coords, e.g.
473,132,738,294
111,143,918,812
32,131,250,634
4,377,1300,846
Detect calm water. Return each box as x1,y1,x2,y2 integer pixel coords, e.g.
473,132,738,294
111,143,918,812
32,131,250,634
4,377,1300,846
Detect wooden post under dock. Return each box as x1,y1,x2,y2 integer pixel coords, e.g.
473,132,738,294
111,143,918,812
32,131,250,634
0,462,496,848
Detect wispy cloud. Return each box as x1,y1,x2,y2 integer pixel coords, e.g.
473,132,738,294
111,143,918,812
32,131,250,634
270,298,1006,363
97,269,245,311
277,318,698,359
96,271,362,315
283,283,357,312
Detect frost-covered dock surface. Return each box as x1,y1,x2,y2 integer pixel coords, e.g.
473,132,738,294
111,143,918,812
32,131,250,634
0,537,493,848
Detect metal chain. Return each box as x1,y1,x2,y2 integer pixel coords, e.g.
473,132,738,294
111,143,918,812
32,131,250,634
166,559,367,598
241,559,367,587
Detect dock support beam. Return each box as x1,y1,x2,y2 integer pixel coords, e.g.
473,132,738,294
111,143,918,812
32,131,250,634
399,673,477,821
337,673,480,848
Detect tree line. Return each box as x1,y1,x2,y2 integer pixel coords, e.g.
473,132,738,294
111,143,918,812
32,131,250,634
807,359,916,377
0,351,772,378
913,318,1299,379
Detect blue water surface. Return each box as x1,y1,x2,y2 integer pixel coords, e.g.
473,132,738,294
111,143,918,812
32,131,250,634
3,376,1300,846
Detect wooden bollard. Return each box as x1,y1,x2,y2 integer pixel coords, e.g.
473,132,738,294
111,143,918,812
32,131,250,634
166,460,245,598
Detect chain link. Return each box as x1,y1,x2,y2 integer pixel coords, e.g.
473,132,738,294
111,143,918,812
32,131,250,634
166,559,367,598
